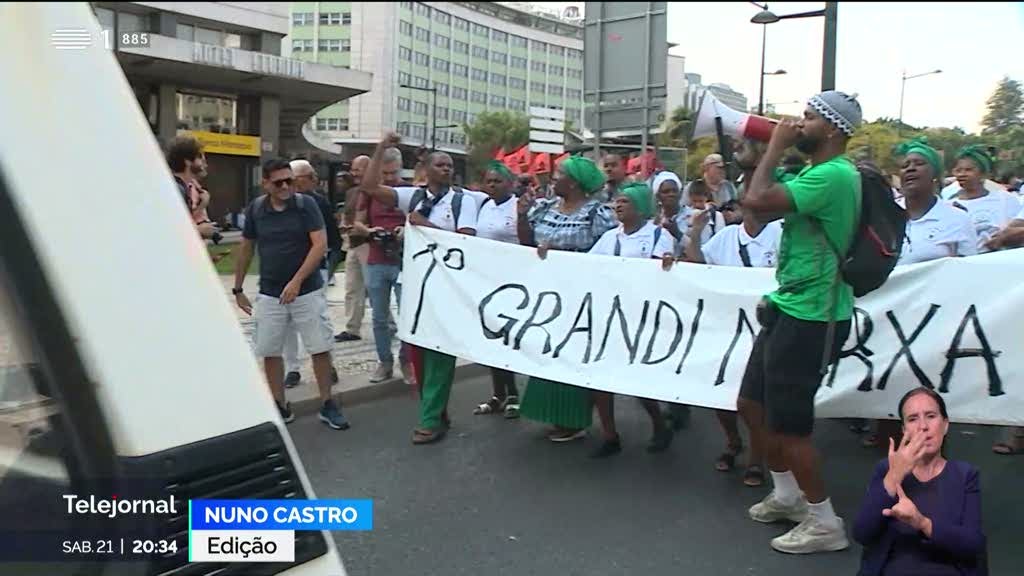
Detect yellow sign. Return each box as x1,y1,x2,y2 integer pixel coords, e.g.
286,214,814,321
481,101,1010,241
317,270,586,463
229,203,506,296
180,130,261,157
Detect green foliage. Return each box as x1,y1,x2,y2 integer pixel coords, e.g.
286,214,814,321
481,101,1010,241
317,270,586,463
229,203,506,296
463,111,530,182
981,76,1024,135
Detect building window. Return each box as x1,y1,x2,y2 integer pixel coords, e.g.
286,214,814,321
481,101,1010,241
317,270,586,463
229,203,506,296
569,68,583,79
434,34,450,49
454,17,469,31
413,101,429,115
292,12,314,26
531,40,546,51
471,91,486,103
399,46,412,61
531,61,547,73
433,82,449,96
471,46,488,59
414,51,429,66
195,26,222,45
433,58,449,73
315,117,348,131
567,88,582,99
434,10,451,24
510,56,527,69
550,45,565,56
342,12,351,24
451,132,466,145
510,77,526,90
467,112,477,124
415,3,431,16
452,64,467,77
398,97,411,111
511,35,527,47
530,100,544,109
399,71,411,85
176,92,238,133
568,49,583,60
567,109,582,122
452,109,466,122
491,51,507,65
436,107,449,120
400,1,413,9
490,73,506,86
492,30,507,43
412,76,429,88
291,39,313,52
415,27,430,42
452,87,468,100
471,68,487,81
472,23,489,37
550,65,564,77
400,20,412,35
341,39,351,52
531,81,545,93
320,12,342,25
453,40,468,54
510,98,526,111
548,85,563,96
318,39,350,52
176,23,194,41
489,95,506,107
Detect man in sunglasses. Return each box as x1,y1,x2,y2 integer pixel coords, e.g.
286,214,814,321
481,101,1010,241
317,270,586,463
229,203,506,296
232,158,350,431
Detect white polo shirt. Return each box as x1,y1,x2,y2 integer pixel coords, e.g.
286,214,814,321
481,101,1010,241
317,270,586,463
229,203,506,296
952,189,1021,253
669,207,727,257
589,221,675,259
898,200,978,266
395,186,479,233
701,221,783,268
474,195,519,244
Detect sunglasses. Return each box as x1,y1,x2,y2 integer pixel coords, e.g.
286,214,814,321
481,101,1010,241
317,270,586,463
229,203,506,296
270,177,293,188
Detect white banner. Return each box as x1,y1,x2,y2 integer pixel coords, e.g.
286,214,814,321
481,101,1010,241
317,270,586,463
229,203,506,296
398,227,1024,425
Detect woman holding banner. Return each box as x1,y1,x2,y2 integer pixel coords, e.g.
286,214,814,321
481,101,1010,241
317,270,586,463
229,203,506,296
471,161,523,419
949,145,1021,253
516,156,616,442
587,182,676,457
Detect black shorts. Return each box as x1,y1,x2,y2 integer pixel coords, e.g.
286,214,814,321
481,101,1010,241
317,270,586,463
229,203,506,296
738,301,851,437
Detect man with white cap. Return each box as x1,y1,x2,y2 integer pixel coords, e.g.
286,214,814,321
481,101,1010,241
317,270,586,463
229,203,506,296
683,153,737,206
738,90,864,554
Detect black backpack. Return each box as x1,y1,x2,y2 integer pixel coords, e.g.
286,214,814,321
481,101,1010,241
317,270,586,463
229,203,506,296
817,164,908,298
408,186,465,230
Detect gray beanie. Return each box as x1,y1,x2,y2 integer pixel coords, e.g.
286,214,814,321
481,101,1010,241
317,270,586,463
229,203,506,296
808,90,862,136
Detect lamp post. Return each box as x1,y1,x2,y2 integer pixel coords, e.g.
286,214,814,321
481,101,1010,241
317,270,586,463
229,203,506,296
401,84,438,150
751,1,837,91
759,68,787,115
898,69,942,136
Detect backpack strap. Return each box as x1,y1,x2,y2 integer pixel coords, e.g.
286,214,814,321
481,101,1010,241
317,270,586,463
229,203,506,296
654,225,662,250
408,187,428,214
614,236,621,257
451,187,463,230
738,234,753,268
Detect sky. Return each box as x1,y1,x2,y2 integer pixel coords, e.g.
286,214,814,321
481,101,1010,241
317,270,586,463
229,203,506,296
544,2,1024,133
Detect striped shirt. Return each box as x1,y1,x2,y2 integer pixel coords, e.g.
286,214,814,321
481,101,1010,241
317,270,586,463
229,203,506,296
527,197,616,252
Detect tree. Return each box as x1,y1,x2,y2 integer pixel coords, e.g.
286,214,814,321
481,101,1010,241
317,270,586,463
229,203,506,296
846,122,915,174
981,76,1024,135
463,111,530,181
657,106,691,148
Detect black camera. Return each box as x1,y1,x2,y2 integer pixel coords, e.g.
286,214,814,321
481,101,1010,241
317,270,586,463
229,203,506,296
369,229,395,243
369,229,399,260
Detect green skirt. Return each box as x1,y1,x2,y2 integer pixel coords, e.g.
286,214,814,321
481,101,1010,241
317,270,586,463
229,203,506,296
519,377,593,429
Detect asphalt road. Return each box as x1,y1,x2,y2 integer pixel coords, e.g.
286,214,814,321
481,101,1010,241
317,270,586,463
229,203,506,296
289,373,1020,576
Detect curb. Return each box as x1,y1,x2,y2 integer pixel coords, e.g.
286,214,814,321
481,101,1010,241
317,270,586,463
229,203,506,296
289,363,490,417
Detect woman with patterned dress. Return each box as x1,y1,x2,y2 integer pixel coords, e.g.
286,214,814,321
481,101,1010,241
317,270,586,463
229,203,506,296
515,156,617,442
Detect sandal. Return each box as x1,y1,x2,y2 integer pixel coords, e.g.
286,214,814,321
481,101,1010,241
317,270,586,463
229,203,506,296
474,396,503,415
503,396,520,419
412,427,447,445
743,465,765,487
715,442,744,472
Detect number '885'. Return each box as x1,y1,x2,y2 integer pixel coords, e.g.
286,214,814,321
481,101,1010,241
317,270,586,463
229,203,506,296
120,32,150,47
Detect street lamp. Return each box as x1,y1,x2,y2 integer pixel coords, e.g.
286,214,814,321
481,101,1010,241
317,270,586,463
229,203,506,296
400,84,438,150
898,69,942,136
751,2,838,92
759,67,787,115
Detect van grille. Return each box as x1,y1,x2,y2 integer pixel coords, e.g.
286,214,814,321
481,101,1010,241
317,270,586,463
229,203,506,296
118,422,328,575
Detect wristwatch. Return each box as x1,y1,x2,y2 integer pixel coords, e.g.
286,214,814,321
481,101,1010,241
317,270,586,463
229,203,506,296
232,287,244,295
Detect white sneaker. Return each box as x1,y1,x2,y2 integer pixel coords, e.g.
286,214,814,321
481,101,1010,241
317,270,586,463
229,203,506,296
748,491,809,524
771,516,850,554
369,363,393,383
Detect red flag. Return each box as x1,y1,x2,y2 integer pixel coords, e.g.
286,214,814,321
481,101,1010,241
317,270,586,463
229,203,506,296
530,152,552,175
493,147,506,162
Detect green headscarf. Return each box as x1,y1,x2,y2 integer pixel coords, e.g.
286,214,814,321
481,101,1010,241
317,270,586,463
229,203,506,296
620,182,654,219
894,136,942,177
559,155,606,195
956,144,994,174
485,160,515,182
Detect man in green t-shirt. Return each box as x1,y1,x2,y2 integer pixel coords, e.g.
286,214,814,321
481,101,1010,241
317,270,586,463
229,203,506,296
738,90,863,555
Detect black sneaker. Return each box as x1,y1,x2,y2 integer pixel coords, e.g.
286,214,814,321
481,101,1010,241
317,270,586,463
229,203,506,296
284,371,301,388
647,428,674,453
334,332,361,342
590,437,622,459
319,399,350,430
277,401,295,424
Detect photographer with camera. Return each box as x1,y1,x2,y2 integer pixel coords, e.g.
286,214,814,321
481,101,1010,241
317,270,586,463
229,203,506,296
166,135,221,243
360,132,480,445
352,147,410,384
335,156,371,342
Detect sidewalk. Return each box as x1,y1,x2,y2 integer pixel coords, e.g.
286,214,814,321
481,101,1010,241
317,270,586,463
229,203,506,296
221,271,475,414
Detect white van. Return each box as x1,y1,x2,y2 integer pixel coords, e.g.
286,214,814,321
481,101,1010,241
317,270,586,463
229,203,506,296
0,4,346,574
